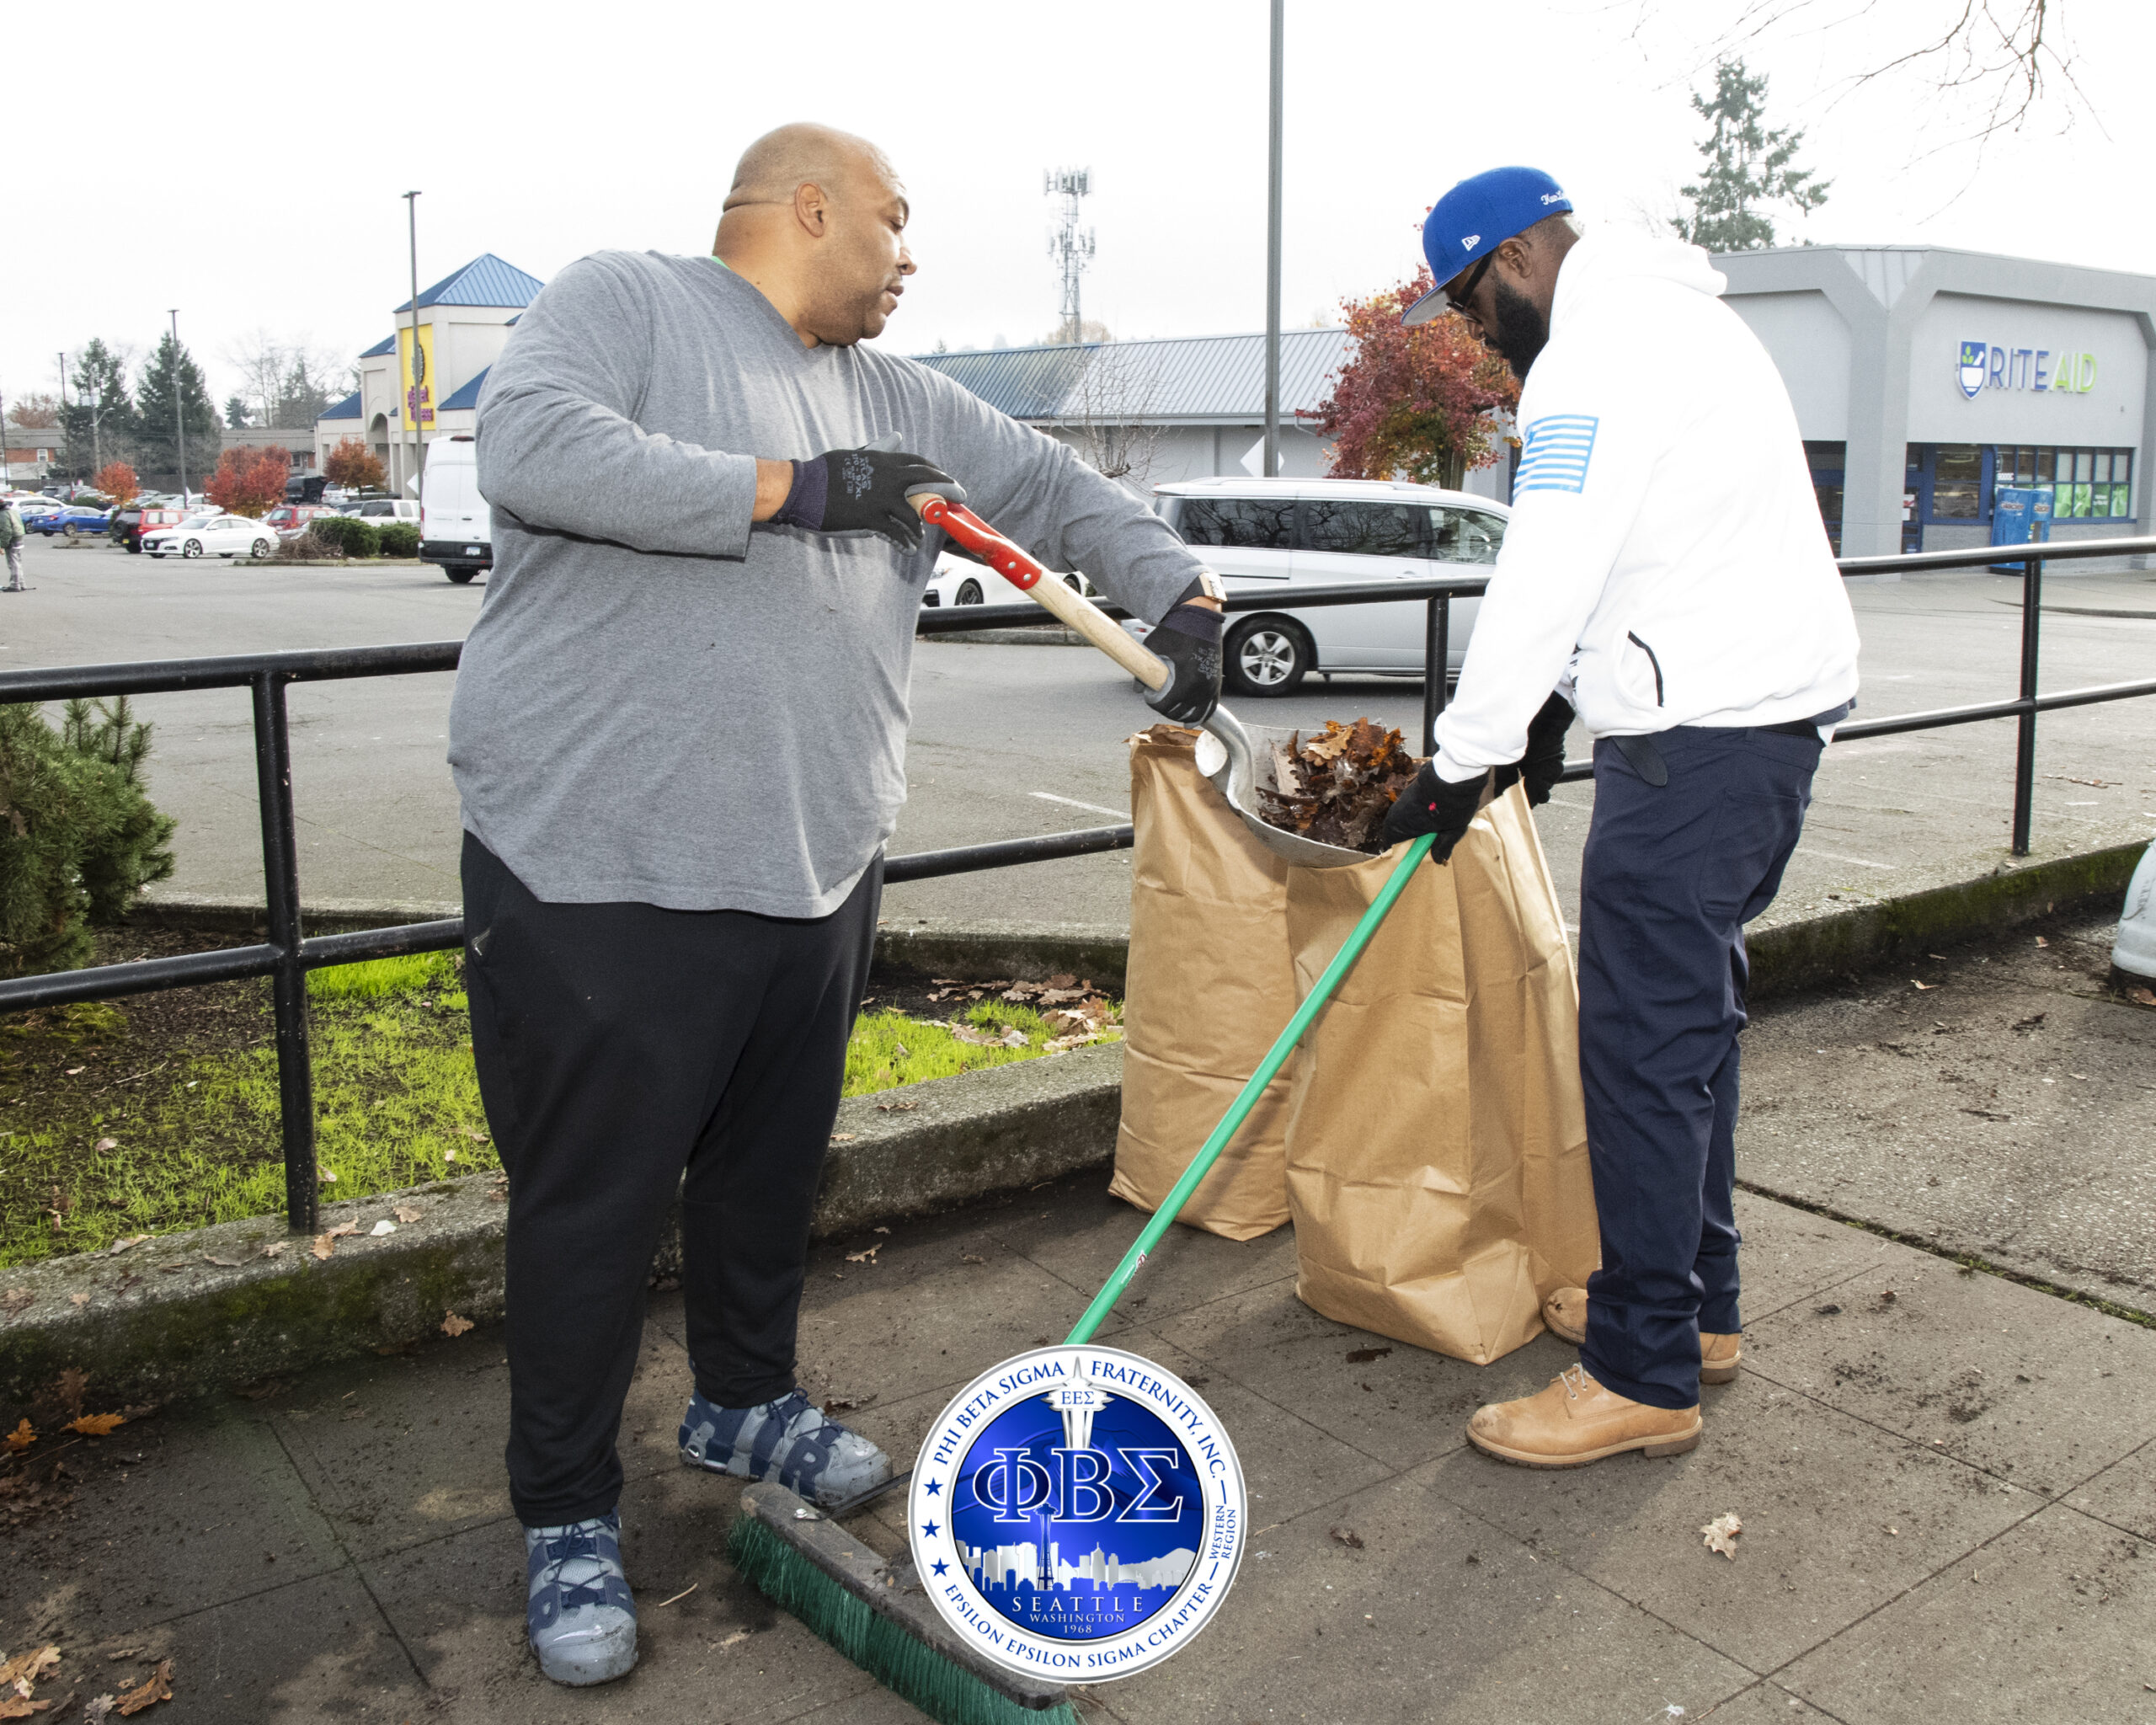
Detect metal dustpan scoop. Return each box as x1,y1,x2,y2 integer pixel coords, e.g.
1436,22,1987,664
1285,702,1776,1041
1192,706,1377,869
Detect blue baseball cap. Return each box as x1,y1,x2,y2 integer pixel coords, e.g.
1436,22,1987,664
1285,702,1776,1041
1401,166,1573,326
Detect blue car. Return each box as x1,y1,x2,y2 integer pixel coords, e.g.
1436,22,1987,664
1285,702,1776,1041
28,505,112,536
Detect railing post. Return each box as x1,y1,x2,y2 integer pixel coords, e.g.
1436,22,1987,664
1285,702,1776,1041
251,672,318,1233
1422,593,1452,748
2012,553,2043,857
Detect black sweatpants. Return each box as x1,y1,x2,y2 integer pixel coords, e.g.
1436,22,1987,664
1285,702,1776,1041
461,834,881,1527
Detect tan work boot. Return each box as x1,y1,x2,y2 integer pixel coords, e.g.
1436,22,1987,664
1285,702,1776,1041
1541,1290,1745,1385
1467,1365,1701,1469
1541,1287,1588,1344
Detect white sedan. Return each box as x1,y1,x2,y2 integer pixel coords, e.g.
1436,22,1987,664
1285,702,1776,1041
141,514,277,560
922,550,1099,611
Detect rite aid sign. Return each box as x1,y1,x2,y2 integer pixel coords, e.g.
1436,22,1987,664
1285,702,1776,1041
1958,339,2097,399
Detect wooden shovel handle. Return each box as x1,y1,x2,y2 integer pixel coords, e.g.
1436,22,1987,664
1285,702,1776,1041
914,494,1170,691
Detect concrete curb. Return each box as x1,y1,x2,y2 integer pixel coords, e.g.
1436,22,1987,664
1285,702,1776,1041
0,1045,1123,1413
22,839,2135,1414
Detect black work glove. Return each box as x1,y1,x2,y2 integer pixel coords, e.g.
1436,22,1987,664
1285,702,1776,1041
1380,760,1487,865
1507,691,1574,807
771,445,961,552
1142,601,1223,726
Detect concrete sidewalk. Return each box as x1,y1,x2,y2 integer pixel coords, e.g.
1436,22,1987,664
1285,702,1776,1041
4,1176,2150,1723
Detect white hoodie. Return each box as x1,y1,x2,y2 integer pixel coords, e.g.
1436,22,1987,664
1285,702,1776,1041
1431,227,1860,781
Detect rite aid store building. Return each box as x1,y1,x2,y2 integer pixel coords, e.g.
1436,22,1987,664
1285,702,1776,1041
1717,245,2155,562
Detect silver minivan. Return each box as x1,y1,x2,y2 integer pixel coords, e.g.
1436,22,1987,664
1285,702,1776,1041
1139,477,1508,696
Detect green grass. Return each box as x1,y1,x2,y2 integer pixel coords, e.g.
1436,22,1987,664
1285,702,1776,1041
0,969,1116,1269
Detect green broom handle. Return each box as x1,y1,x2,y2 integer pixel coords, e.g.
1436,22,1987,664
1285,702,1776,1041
1065,832,1435,1345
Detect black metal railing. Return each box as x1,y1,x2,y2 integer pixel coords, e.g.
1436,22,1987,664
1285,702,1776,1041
2,534,2151,1231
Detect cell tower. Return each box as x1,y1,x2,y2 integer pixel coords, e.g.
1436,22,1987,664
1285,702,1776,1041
1045,168,1095,344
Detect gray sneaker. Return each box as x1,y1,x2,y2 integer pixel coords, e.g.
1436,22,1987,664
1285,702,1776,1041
679,1388,892,1510
525,1511,638,1685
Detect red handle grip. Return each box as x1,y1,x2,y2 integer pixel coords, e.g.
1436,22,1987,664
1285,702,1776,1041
914,495,1043,591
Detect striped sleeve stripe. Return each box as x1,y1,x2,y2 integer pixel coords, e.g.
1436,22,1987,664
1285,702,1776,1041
1514,414,1600,494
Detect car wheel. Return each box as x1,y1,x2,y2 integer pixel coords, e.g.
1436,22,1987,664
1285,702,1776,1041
1225,617,1311,697
62,526,78,542
125,541,141,555
182,539,203,558
447,568,476,585
956,579,985,606
251,539,271,558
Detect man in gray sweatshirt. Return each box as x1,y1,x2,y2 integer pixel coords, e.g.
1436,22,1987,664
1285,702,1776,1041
451,122,1223,1686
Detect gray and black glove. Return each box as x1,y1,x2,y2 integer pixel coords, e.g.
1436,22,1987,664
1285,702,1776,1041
1379,761,1487,865
771,445,960,552
1143,601,1223,726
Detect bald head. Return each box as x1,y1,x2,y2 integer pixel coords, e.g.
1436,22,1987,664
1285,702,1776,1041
724,123,896,213
713,123,915,348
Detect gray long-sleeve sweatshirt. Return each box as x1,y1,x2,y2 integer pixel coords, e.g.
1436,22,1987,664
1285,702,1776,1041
450,249,1205,917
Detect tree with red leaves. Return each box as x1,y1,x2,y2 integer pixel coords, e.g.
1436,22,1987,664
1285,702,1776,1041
205,445,291,517
323,437,386,492
93,462,139,506
1305,269,1519,488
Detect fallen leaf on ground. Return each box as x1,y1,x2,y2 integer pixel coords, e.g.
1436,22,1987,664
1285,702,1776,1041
1700,1512,1742,1559
309,1236,334,1262
83,1700,115,1725
960,1254,985,1264
2033,935,2049,948
2130,986,2156,1008
93,1137,118,1152
845,1246,880,1264
1329,1526,1364,1549
830,1133,856,1143
62,1067,83,1076
0,1643,59,1690
201,1255,245,1269
873,1226,890,1234
66,1414,125,1437
56,1369,87,1418
440,1311,473,1338
874,1099,918,1113
713,1629,750,1650
325,1222,359,1240
1043,973,1077,990
108,1236,147,1256
114,1658,172,1715
393,1205,423,1225
259,1242,288,1259
368,1220,396,1237
68,1294,89,1308
1911,979,1935,991
442,1147,457,1162
1,1290,32,1316
461,1129,488,1142
317,1169,337,1184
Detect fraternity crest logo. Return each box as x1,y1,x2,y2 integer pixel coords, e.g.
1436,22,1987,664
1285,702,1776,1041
1957,339,1989,399
908,1344,1245,1683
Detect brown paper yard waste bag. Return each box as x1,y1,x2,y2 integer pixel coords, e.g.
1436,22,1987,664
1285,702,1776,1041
1109,726,1297,1239
1283,782,1599,1364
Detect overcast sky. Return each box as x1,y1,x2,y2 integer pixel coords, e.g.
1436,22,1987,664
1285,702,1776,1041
5,0,2148,419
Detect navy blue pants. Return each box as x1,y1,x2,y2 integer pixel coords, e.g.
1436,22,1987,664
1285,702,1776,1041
1577,725,1821,1409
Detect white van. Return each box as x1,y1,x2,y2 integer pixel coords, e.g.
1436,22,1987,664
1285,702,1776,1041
419,435,490,585
1135,477,1508,697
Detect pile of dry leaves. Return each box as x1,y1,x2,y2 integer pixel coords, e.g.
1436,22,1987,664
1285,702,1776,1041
922,976,1118,1052
1257,718,1421,852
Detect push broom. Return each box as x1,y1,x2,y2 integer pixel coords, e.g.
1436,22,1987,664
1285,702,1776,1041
727,497,1438,1725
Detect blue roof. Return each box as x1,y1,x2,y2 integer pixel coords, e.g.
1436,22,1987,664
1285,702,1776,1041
438,367,489,414
911,328,1353,424
319,391,362,421
396,254,544,312
359,333,398,359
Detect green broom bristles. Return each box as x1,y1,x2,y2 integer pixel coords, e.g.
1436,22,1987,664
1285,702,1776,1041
728,1513,1080,1725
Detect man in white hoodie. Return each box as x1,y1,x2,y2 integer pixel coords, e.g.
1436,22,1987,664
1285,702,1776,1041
1380,168,1860,1466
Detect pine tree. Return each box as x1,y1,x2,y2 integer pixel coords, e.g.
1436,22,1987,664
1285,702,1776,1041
0,697,177,977
1673,59,1829,253
134,332,222,483
224,395,252,429
274,355,339,429
61,340,138,479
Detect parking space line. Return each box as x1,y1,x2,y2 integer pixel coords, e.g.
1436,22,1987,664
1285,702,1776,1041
1029,791,1130,820
1796,846,1896,870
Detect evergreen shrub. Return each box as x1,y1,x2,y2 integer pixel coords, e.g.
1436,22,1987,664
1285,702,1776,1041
377,522,420,558
0,698,177,977
311,515,382,558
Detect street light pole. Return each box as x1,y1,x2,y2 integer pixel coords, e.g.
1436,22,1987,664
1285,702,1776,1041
1262,0,1284,480
168,311,187,501
403,190,424,496
56,353,67,483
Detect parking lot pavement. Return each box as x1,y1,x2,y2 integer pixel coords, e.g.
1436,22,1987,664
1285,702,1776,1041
6,1173,2149,1721
5,536,2154,927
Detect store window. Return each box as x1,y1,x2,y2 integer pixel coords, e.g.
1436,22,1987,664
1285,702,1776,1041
1992,446,2134,520
1932,445,1983,518
1804,441,1845,553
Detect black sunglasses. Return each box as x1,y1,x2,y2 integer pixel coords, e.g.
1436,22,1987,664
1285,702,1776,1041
1441,253,1496,316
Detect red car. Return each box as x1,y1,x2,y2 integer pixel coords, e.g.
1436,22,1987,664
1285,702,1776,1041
262,503,339,540
114,505,189,553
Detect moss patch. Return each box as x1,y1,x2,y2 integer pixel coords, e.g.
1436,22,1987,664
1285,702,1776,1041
0,943,1118,1270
